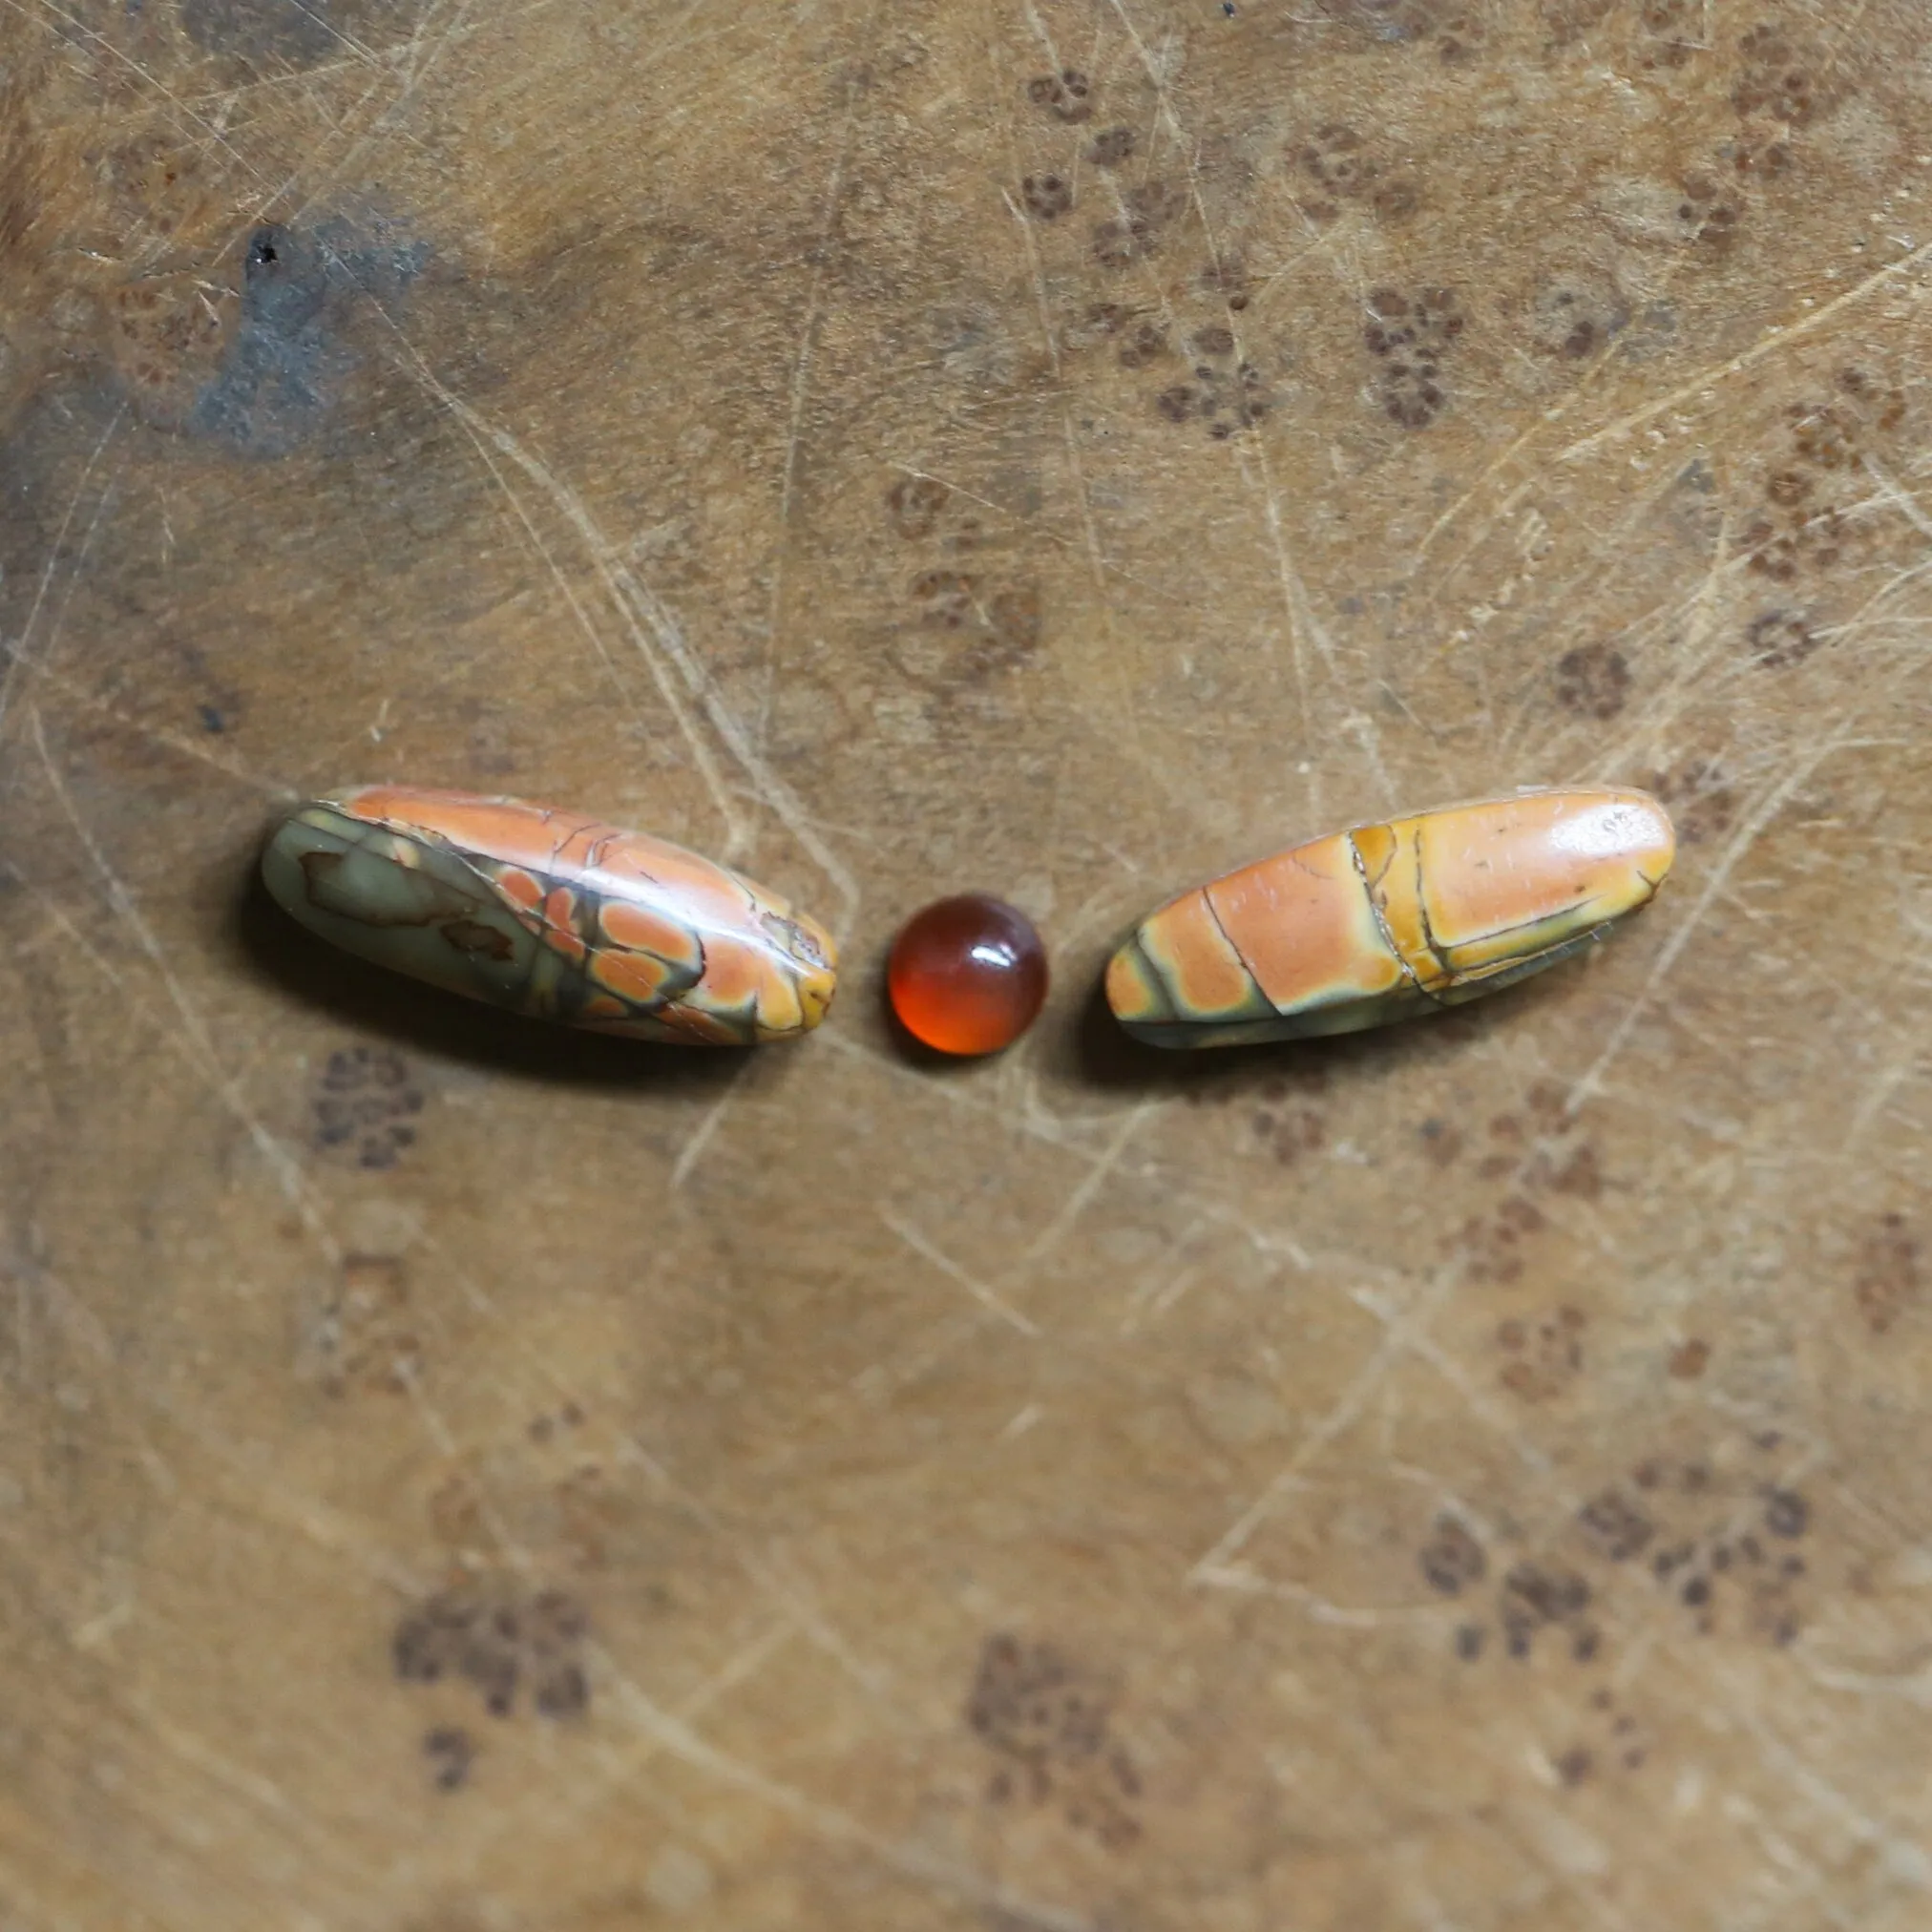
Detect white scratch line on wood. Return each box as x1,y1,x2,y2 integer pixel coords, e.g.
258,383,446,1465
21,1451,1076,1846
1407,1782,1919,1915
1186,1286,1439,1583
355,340,750,858
396,1216,900,1707
670,1067,749,1190
1556,236,1932,465
0,403,125,744
758,1544,901,1701
823,1026,1322,1282
998,179,1145,762
24,713,343,1265
1843,1034,1927,1152
0,640,293,795
1119,1259,1201,1335
595,1666,1096,1931
1016,1100,1152,1267
1190,1565,1445,1628
11,0,252,171
1104,0,1348,802
884,459,1188,605
758,51,868,756
282,0,478,235
27,1260,412,1586
1860,454,1932,541
1565,726,1855,1114
338,265,857,925
579,1623,796,1790
456,394,862,932
999,1402,1044,1440
1185,1104,1597,1584
884,1211,1042,1337
1714,1654,1932,1891
0,1517,378,1919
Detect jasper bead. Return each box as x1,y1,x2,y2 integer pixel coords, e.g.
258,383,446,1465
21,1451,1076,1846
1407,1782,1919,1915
887,894,1048,1057
262,787,837,1045
1107,788,1676,1048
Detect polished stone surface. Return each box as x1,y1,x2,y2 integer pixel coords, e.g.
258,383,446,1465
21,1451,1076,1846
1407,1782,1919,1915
263,788,837,1044
1109,790,1676,1046
889,893,1049,1056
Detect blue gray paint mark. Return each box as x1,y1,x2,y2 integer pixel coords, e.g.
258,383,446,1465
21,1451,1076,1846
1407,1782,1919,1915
180,0,430,69
187,218,429,457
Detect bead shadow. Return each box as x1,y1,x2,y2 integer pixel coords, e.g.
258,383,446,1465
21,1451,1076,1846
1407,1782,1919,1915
229,843,744,1095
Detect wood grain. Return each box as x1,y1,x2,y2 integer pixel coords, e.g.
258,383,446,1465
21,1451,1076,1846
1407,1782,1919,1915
3,2,1930,1926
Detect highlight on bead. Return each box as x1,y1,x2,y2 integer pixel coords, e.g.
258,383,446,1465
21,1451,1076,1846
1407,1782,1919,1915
262,787,837,1045
887,893,1049,1057
1106,789,1675,1049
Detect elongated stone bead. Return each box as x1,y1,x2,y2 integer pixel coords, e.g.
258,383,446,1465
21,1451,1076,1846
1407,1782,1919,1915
1106,789,1675,1048
262,787,837,1045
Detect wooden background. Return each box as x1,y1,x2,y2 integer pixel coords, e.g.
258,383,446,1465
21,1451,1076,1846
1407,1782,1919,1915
4,2,1930,1926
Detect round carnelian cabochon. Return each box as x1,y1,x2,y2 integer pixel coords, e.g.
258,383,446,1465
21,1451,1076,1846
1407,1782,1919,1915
887,894,1049,1057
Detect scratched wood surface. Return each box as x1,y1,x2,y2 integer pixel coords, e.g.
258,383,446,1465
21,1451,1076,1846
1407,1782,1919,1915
4,3,1931,1927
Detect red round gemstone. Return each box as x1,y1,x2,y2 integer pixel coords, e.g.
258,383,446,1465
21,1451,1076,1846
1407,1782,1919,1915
887,894,1049,1057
